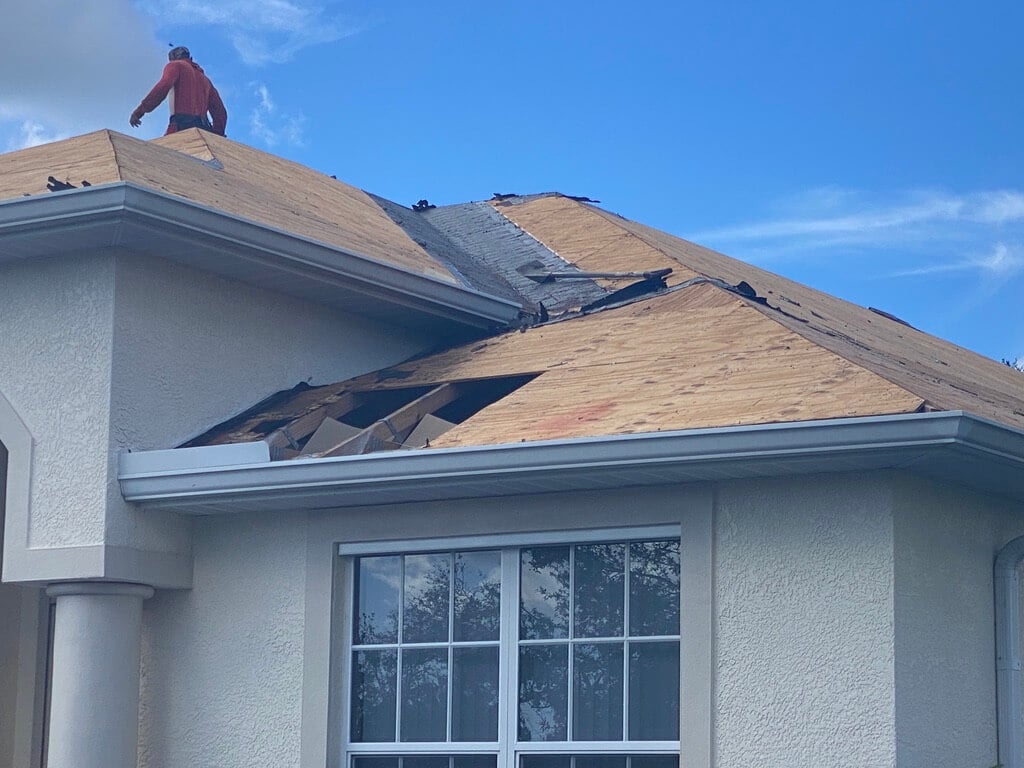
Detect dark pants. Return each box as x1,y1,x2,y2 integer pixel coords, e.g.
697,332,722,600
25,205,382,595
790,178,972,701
169,114,214,132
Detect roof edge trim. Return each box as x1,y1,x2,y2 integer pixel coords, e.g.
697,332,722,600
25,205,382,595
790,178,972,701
117,411,1024,512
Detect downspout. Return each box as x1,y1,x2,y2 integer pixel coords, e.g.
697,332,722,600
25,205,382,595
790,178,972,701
996,535,1024,768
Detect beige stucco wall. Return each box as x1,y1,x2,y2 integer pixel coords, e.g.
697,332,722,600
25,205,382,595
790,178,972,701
103,252,435,574
138,485,696,768
892,475,1024,768
713,473,898,767
0,250,437,586
135,471,1024,768
0,253,116,553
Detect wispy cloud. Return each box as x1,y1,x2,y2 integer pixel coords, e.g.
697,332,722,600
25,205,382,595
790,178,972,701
249,83,306,147
136,0,360,65
891,243,1024,279
4,121,68,151
688,187,1024,283
691,189,1024,243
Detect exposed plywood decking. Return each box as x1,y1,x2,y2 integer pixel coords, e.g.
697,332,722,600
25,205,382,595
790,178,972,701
0,131,122,199
0,129,458,283
225,282,922,450
497,196,1024,431
492,195,690,287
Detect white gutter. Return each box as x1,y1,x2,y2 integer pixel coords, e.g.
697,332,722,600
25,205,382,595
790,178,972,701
118,411,1024,513
0,183,522,332
996,535,1024,768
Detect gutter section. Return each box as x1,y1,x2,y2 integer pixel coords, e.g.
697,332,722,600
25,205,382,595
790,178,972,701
118,412,1024,513
0,183,521,332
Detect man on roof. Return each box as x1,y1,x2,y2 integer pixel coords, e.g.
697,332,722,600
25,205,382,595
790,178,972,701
129,46,227,136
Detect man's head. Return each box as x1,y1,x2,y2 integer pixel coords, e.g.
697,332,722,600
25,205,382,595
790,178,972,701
168,46,191,62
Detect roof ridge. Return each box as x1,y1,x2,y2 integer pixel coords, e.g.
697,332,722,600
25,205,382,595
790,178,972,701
102,129,126,183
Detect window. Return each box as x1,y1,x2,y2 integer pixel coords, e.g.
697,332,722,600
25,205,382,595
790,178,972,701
342,536,681,768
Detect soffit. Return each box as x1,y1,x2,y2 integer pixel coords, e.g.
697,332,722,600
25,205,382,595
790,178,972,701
0,129,458,284
495,195,1024,430
189,281,925,451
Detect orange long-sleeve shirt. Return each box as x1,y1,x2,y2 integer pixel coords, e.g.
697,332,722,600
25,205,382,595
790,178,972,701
137,59,227,136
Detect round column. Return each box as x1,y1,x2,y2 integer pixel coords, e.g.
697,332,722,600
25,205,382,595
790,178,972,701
45,582,154,768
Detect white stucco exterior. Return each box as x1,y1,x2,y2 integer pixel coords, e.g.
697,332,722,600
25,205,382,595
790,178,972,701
0,250,438,588
127,470,1024,768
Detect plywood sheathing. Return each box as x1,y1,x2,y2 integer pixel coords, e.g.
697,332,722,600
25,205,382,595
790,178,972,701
498,196,1024,431
288,282,923,449
492,195,693,288
0,131,123,198
0,129,458,284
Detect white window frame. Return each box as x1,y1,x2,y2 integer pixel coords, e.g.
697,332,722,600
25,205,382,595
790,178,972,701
337,525,682,768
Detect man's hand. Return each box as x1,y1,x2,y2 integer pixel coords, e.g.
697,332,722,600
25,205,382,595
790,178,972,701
129,108,144,128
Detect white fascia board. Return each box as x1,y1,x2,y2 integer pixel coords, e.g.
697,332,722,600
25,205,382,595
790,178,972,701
0,183,521,331
117,411,1024,514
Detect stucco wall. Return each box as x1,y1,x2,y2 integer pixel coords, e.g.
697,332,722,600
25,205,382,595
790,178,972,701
139,511,309,768
0,253,115,550
105,253,435,564
892,475,1024,768
135,470,1024,768
0,249,438,584
713,473,898,768
138,485,696,768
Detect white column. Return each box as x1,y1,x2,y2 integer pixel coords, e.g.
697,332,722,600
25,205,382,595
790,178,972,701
45,582,154,768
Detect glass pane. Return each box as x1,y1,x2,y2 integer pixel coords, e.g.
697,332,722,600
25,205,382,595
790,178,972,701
355,556,401,644
519,756,570,768
573,643,623,740
628,641,680,740
403,757,449,768
453,756,498,768
574,757,626,768
452,646,499,741
352,757,399,768
630,757,679,768
351,649,397,742
404,553,451,643
574,544,625,638
628,541,680,637
454,551,501,641
400,648,448,741
520,547,569,640
518,644,568,741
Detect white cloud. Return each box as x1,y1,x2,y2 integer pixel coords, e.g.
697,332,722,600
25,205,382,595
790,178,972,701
891,243,1024,279
137,0,359,65
0,0,167,143
249,83,307,147
4,121,69,151
687,187,1024,283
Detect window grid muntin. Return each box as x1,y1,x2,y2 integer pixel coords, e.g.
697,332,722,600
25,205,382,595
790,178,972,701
346,536,679,768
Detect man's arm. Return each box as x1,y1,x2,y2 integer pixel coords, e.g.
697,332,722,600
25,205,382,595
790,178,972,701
208,85,228,136
130,62,180,126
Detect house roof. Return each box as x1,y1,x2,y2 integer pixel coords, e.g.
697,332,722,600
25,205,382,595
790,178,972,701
0,129,457,283
0,130,522,333
4,130,1020,457
186,193,1024,456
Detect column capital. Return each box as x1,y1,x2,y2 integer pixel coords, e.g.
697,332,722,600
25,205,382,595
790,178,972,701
46,581,154,600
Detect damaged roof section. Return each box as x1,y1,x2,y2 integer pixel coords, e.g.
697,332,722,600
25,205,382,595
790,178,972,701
186,278,937,455
187,189,1024,455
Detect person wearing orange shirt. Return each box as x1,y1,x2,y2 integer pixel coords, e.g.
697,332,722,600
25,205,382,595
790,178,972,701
130,46,227,136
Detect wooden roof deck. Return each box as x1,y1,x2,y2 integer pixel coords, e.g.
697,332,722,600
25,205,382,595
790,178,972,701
495,195,1024,431
193,194,1023,452
0,129,457,283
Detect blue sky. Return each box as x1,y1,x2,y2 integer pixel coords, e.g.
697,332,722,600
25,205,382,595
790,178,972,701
3,1,1023,365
